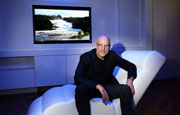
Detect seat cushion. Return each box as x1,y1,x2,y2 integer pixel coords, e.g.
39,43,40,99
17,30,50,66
91,98,116,115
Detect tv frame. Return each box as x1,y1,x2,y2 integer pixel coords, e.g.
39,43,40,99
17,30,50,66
32,5,92,44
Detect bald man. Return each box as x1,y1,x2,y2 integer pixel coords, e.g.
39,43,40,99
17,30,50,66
74,35,137,115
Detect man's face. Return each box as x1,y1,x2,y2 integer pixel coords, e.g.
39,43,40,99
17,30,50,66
95,37,110,59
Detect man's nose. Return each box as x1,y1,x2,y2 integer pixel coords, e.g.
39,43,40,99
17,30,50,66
101,45,105,50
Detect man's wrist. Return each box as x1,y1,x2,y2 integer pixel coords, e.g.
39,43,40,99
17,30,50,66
128,76,134,81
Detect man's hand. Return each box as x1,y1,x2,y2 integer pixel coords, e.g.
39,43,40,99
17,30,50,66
126,78,135,96
96,84,109,104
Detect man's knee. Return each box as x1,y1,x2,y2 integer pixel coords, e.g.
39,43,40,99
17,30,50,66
122,85,132,97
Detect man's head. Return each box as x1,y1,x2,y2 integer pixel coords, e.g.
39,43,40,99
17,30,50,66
95,35,111,60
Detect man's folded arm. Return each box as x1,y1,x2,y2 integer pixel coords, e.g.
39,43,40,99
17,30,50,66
113,52,137,80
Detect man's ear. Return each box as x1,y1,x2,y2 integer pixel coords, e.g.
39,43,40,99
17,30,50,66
95,42,97,49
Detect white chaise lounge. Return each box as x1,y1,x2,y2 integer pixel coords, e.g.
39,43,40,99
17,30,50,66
28,50,166,115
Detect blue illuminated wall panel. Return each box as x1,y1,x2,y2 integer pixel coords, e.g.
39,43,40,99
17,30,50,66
0,70,35,90
34,56,66,87
66,55,80,84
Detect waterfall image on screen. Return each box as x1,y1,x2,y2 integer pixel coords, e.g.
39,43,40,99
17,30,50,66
33,5,92,44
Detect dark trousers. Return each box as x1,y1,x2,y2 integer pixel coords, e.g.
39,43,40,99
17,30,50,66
75,83,134,115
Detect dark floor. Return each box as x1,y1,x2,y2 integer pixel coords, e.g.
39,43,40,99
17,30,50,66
135,78,180,115
0,78,180,115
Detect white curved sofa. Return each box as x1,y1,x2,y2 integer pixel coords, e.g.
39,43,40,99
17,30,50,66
28,50,166,115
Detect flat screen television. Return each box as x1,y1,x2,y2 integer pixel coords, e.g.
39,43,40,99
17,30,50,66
32,5,92,44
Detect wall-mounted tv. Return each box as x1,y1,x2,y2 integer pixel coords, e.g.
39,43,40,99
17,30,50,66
32,5,92,44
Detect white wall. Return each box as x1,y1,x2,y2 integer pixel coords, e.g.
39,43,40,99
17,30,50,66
118,0,143,48
0,0,179,92
0,0,158,91
0,0,146,57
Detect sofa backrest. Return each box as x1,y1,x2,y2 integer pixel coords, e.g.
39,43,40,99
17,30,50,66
115,50,166,105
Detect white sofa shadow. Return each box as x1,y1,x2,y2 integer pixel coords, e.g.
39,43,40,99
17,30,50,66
28,50,166,115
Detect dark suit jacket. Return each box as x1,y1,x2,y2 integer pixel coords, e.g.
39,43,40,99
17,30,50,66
74,49,137,89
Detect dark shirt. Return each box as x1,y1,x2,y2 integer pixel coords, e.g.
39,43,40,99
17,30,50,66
74,49,137,89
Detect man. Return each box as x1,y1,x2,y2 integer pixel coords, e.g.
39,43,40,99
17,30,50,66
74,35,137,115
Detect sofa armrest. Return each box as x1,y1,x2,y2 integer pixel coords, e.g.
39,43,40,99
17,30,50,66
28,97,43,115
41,85,76,114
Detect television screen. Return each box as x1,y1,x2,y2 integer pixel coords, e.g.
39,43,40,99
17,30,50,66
32,5,92,44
